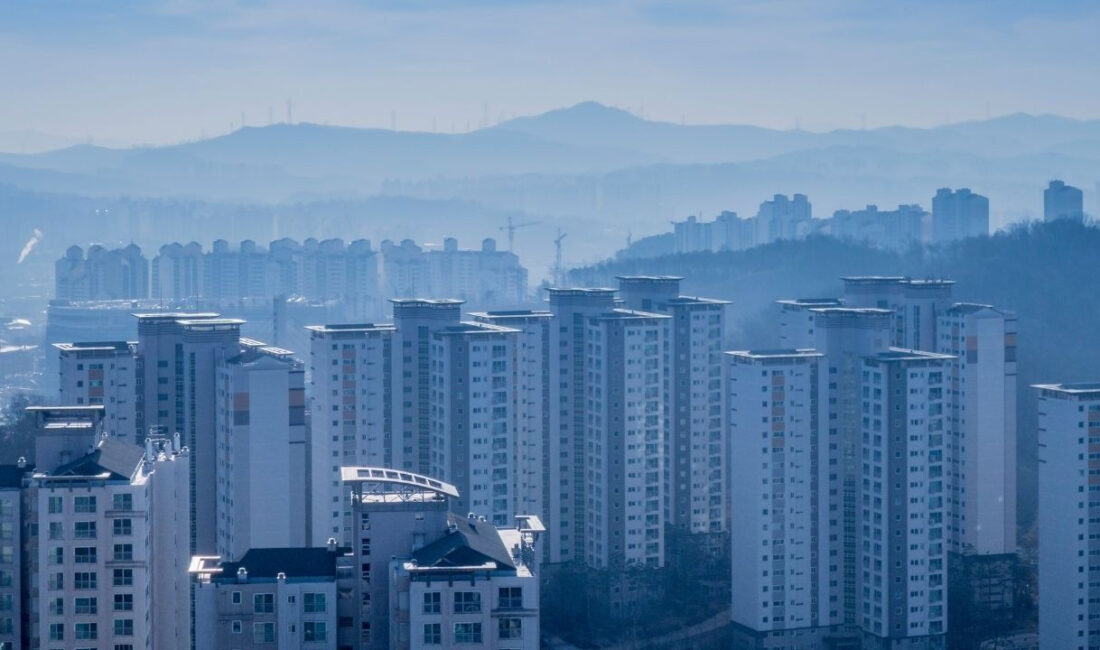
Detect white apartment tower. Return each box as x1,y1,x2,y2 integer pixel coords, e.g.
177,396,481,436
776,299,843,349
307,323,395,546
470,310,553,534
25,406,191,650
429,320,521,525
215,345,308,559
0,465,25,650
858,351,952,649
617,276,729,536
584,308,669,569
727,349,827,646
937,304,1017,556
55,341,138,444
1035,382,1100,650
546,288,617,565
841,277,954,352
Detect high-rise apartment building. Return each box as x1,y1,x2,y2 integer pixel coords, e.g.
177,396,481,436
307,323,396,546
937,304,1017,556
841,277,954,351
830,205,926,251
55,243,149,302
756,193,813,245
429,320,521,525
1044,179,1084,222
215,345,307,559
545,288,617,564
858,351,952,649
727,349,827,647
151,241,203,301
470,310,553,536
617,276,729,536
0,464,25,650
931,188,989,243
55,341,138,443
583,308,669,569
776,298,843,349
24,406,191,650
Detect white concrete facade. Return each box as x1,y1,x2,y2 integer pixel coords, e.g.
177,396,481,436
56,341,138,444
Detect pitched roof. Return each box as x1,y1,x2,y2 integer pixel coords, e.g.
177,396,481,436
411,515,516,570
217,548,344,581
52,439,144,480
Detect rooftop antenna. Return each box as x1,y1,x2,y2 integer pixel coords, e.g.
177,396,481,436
499,216,541,251
553,229,568,286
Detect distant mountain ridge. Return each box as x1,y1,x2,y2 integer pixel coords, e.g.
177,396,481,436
0,102,1097,208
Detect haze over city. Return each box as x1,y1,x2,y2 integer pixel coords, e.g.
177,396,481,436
0,2,1097,650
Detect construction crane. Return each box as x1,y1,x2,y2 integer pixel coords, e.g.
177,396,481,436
553,229,568,287
499,216,541,252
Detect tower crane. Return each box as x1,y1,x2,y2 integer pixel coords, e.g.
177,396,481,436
499,216,541,252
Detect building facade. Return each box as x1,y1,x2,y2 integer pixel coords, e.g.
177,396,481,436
55,341,138,444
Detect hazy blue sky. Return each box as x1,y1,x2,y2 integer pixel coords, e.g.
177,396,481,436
3,0,1099,145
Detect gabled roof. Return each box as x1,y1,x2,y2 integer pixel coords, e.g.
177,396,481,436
411,515,515,570
52,439,144,480
217,547,345,581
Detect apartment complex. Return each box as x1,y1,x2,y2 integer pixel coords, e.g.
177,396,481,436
23,406,191,650
930,188,989,243
1035,382,1100,650
1044,179,1084,222
55,244,149,302
215,344,307,558
381,237,528,307
55,340,138,443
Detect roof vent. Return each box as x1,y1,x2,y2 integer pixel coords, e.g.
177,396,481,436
236,567,248,583
15,457,25,469
326,537,337,553
468,512,476,519
276,572,286,582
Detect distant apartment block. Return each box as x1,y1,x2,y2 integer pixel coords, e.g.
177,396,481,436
830,205,927,252
381,237,528,307
931,188,989,242
842,276,955,351
55,243,148,301
1044,179,1085,222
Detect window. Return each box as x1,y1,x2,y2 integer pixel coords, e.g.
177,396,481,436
115,645,135,650
231,620,242,634
48,496,63,514
114,594,133,611
114,544,133,561
112,493,133,511
74,571,97,589
75,546,97,564
499,618,522,640
454,591,481,613
113,519,132,536
253,622,275,644
423,591,441,614
114,619,134,636
303,592,326,613
74,496,96,513
303,621,326,642
423,623,441,644
74,521,97,539
48,521,63,540
254,593,274,613
75,622,97,640
49,622,64,640
113,568,133,586
454,622,482,644
499,586,523,609
231,591,242,604
75,597,97,615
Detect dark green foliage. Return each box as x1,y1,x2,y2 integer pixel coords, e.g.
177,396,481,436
0,392,43,464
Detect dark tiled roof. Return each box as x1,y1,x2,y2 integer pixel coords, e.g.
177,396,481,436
218,548,345,580
52,439,144,480
411,515,515,570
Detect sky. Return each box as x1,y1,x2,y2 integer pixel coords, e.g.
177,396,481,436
2,0,1099,146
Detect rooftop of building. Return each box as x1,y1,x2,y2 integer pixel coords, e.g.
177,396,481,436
52,341,133,353
776,298,843,308
545,287,617,295
200,547,349,583
615,275,684,283
175,318,246,327
665,296,731,306
725,348,823,360
434,321,521,336
410,514,516,571
1032,382,1100,395
0,464,31,489
869,348,956,363
47,438,145,482
340,467,460,499
840,276,955,287
304,322,396,333
132,311,221,320
224,347,299,367
388,298,465,306
592,308,671,321
468,309,553,319
808,307,893,316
